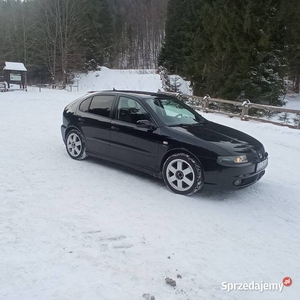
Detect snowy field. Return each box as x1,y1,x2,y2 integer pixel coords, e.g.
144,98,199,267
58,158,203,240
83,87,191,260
71,68,192,95
284,93,300,110
76,68,163,93
0,88,300,300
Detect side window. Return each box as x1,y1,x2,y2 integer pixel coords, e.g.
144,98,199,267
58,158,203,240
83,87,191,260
79,97,92,112
116,97,150,124
89,95,115,117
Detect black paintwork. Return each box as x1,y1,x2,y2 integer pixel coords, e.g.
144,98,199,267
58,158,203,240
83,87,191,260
61,91,268,188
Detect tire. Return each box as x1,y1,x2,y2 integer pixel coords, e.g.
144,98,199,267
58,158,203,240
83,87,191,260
65,129,87,160
162,153,203,195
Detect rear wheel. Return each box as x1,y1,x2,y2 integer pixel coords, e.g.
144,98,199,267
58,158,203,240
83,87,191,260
65,130,87,160
162,153,203,195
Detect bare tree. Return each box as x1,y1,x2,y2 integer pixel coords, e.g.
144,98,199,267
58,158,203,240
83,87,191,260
36,0,87,85
0,0,168,82
112,0,168,69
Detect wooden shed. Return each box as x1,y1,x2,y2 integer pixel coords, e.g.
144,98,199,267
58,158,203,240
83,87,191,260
3,62,27,90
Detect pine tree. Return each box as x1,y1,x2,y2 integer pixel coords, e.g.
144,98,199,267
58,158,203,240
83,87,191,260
158,0,186,73
159,0,296,105
285,0,300,93
84,0,114,67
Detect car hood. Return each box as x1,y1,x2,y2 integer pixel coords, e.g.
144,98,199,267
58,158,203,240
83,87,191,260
170,121,263,155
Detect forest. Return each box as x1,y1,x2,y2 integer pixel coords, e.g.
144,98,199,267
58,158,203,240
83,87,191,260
0,0,168,85
159,0,300,104
1,0,300,104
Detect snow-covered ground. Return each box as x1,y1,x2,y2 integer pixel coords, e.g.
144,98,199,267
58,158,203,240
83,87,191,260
256,94,300,126
284,93,300,110
70,67,192,95
0,88,299,300
75,68,162,92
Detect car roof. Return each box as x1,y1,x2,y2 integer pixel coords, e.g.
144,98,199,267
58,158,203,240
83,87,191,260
87,89,176,99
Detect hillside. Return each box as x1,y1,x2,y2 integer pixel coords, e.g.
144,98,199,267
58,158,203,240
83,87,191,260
73,68,192,95
76,68,162,92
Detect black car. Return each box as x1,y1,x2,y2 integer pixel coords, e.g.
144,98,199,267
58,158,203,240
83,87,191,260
61,90,268,195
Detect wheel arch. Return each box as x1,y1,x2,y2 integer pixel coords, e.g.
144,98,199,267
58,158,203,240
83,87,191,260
65,126,81,140
160,148,204,173
64,126,88,160
161,148,205,195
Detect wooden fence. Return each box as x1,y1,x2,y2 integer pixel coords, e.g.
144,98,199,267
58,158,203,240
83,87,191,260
158,92,300,130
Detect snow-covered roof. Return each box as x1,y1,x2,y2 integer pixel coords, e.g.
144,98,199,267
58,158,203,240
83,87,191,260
3,62,27,72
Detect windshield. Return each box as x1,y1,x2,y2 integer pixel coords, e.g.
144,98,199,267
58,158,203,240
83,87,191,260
145,97,206,126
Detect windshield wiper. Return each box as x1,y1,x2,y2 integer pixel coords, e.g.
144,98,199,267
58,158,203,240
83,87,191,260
169,121,207,127
190,120,208,126
169,123,193,127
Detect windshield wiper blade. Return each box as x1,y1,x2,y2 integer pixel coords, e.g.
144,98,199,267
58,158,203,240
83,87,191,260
190,121,208,126
169,121,207,127
169,123,193,127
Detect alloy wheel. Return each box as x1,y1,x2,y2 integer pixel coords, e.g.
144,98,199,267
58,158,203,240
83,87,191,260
66,133,82,158
166,159,195,192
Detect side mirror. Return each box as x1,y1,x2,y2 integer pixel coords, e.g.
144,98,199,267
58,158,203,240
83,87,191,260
136,120,156,130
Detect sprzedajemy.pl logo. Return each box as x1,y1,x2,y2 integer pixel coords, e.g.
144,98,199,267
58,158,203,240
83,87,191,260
222,277,292,293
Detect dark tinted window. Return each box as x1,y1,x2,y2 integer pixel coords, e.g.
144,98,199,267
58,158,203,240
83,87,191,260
116,97,150,124
89,95,115,117
79,97,92,112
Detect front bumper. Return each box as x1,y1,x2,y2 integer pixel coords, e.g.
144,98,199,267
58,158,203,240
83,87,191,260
200,155,268,189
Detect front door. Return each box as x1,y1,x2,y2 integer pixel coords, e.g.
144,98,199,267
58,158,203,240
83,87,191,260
110,96,160,171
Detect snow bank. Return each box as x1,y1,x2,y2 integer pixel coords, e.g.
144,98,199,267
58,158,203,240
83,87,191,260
74,69,192,95
169,75,192,95
76,69,162,92
284,93,300,110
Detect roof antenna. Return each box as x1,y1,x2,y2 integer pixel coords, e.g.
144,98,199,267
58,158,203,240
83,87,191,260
113,87,116,91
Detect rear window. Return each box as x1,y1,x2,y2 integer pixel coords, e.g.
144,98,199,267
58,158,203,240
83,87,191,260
79,97,92,112
89,95,115,117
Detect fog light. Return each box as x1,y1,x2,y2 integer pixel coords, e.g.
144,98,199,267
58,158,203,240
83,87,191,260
234,179,242,186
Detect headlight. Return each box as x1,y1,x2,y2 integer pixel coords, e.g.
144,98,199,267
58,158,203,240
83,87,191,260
217,155,248,164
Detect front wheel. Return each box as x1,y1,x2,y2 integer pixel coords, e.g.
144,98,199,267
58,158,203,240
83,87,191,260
65,129,87,160
162,153,203,195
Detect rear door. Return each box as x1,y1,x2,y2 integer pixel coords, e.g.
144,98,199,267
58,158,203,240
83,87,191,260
110,96,160,171
78,94,116,157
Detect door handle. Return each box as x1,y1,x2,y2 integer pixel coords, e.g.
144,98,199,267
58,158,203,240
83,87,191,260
111,125,119,131
78,117,85,123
